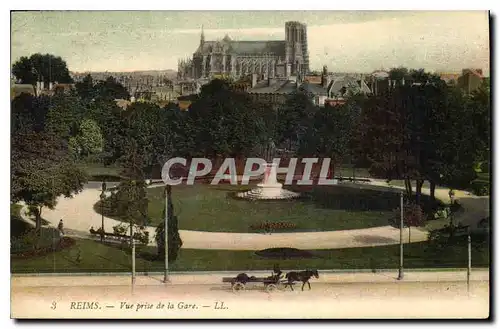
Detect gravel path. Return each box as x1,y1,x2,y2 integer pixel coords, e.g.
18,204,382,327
18,179,489,250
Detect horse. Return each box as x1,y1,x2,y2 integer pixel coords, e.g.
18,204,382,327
285,269,319,291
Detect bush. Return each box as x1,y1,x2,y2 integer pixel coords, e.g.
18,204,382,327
255,247,315,259
471,181,490,196
480,161,490,174
390,202,425,228
11,237,75,259
250,221,297,231
113,224,127,235
11,227,61,254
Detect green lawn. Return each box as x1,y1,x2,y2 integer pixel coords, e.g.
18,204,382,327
75,161,124,181
97,184,408,233
11,235,489,274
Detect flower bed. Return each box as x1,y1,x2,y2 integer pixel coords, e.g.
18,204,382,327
11,237,76,259
249,221,297,232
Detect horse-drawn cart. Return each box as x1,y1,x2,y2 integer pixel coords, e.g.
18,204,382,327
222,269,319,293
222,273,291,293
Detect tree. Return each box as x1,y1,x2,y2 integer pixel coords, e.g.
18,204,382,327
12,53,73,86
70,119,104,158
86,97,127,165
111,179,148,227
11,57,36,85
155,185,183,262
355,88,417,196
44,91,87,142
75,74,96,103
300,101,359,175
94,76,130,101
188,79,267,158
11,131,87,232
404,202,425,243
276,91,317,151
11,93,52,134
355,70,482,204
467,79,491,171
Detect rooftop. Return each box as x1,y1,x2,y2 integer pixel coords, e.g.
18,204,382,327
197,40,286,56
248,79,297,94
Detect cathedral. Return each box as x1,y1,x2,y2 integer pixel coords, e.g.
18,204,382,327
177,21,310,80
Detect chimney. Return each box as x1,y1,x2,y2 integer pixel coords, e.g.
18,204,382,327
251,73,258,88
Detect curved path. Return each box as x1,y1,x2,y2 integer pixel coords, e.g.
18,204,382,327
19,179,489,250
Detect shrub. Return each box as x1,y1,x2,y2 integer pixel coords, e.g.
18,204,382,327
471,181,490,196
480,161,490,174
249,221,297,231
113,224,127,235
390,202,425,228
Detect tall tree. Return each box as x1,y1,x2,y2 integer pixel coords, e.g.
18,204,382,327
155,186,183,262
188,79,267,158
94,76,130,101
75,74,96,103
276,91,317,151
300,101,359,172
12,53,73,86
355,72,482,203
11,131,87,231
44,91,87,141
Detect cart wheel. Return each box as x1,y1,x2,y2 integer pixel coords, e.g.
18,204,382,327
232,282,245,293
266,284,277,293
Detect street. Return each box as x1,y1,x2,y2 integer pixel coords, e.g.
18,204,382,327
11,272,490,319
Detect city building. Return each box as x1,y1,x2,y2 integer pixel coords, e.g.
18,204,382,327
300,68,372,107
11,84,35,100
436,72,461,85
457,68,485,94
178,21,310,80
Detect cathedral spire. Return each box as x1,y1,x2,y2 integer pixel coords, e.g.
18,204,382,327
200,25,205,46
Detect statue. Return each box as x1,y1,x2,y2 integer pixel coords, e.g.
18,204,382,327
263,138,276,163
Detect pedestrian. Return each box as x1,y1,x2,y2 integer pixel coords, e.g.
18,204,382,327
58,219,64,236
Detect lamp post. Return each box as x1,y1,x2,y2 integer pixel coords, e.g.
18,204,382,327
100,181,107,242
467,232,472,294
449,189,455,236
163,184,171,283
397,191,404,280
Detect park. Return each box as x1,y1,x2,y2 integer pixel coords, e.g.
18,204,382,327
10,55,490,280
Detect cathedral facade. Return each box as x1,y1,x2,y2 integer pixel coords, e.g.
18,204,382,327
178,21,310,80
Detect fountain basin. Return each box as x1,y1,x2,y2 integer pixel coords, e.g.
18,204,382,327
236,163,301,200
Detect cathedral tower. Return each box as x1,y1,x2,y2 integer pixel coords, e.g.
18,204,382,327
285,21,309,77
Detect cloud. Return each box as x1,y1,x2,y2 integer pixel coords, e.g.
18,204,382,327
170,26,284,39
10,11,489,73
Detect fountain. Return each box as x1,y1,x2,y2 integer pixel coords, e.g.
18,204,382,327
236,139,301,200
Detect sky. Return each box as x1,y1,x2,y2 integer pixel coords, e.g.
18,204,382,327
10,11,490,74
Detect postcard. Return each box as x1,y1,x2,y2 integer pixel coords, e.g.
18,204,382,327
10,10,490,319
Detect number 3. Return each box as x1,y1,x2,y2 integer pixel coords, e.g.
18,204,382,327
51,301,57,310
